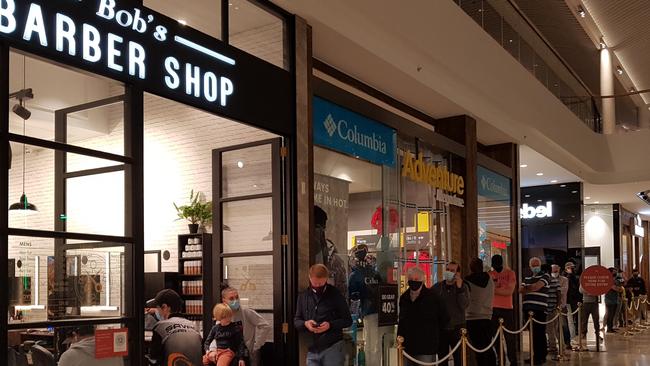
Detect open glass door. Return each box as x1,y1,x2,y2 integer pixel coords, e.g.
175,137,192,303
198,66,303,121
212,138,285,363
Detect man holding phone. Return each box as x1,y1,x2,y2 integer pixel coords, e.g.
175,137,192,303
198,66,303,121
294,264,352,366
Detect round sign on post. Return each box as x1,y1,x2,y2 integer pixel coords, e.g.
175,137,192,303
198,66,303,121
580,265,614,296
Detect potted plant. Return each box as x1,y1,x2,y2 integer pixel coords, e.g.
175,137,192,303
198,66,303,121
173,190,212,234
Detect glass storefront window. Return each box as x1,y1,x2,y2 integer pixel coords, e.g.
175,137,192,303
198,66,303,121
477,166,513,268
144,0,221,39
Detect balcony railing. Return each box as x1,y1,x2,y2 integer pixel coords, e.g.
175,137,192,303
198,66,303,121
454,0,602,133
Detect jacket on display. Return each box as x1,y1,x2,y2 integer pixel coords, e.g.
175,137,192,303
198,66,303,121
348,262,382,316
397,286,448,356
294,284,352,353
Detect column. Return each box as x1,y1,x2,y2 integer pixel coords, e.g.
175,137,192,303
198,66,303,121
600,47,616,134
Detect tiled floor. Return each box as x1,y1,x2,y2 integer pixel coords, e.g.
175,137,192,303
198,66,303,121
516,326,650,365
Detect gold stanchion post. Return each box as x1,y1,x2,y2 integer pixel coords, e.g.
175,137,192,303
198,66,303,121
577,303,585,351
557,307,566,360
461,328,468,366
499,318,505,366
397,336,404,366
528,311,534,366
623,297,633,337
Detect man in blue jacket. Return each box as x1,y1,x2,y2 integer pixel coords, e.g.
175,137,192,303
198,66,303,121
294,264,352,366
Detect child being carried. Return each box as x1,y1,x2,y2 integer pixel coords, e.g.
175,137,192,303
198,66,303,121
203,303,248,366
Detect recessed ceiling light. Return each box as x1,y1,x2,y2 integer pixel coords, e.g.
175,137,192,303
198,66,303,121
237,161,244,168
536,172,544,176
585,196,591,200
617,66,624,75
560,184,567,188
577,6,586,17
177,19,187,26
537,199,543,202
551,180,558,183
520,164,528,168
595,201,600,204
572,190,578,194
525,194,531,198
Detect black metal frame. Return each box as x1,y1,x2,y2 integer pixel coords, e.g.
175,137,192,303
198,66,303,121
1,1,298,364
212,138,287,362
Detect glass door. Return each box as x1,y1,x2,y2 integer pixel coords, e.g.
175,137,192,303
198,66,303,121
212,138,285,361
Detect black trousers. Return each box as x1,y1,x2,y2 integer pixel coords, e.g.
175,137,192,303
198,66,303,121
528,310,548,363
438,326,463,366
467,319,497,366
606,304,618,331
492,308,519,365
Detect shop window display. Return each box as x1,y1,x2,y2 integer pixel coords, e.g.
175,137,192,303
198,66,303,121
477,166,513,269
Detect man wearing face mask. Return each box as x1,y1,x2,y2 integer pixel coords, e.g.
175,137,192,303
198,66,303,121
489,254,518,366
519,257,550,365
147,289,203,366
206,285,271,366
398,266,447,366
563,262,581,343
433,261,469,366
626,268,647,321
295,264,352,366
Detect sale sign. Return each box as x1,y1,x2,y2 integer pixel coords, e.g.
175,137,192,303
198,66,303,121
95,328,128,359
580,265,614,296
378,284,398,326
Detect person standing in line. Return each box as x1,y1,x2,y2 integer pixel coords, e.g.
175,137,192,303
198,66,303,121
604,268,624,334
579,284,602,345
626,268,647,321
294,264,352,366
520,257,550,365
433,261,469,366
489,254,518,366
564,262,581,343
615,269,627,328
397,266,448,366
553,265,571,353
544,264,560,358
465,258,496,366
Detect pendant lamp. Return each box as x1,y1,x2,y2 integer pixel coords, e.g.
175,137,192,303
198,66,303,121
9,56,37,212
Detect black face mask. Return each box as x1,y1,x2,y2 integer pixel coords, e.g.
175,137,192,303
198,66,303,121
493,264,504,273
633,273,639,278
408,280,423,291
355,251,368,262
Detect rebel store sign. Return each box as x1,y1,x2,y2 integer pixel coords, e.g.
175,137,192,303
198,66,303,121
0,0,292,135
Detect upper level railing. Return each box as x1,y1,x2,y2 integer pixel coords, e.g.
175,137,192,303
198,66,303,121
453,0,603,133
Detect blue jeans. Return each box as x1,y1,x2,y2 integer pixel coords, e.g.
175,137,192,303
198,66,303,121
306,340,344,366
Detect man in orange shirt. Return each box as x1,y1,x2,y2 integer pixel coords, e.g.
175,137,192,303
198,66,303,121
489,254,518,366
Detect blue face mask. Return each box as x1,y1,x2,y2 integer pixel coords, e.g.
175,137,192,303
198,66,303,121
444,271,455,282
228,299,240,311
154,309,162,321
531,266,541,275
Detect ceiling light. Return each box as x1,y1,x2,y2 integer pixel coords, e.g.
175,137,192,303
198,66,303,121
12,103,31,120
577,6,586,18
572,190,578,194
525,194,531,198
237,161,244,168
177,19,187,26
594,201,600,204
536,172,544,176
537,199,543,202
560,184,567,188
585,196,591,200
520,164,528,168
617,66,624,75
599,38,607,49
630,87,636,93
551,180,558,183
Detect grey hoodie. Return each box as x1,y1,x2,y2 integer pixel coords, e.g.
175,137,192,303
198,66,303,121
58,337,125,366
465,272,495,320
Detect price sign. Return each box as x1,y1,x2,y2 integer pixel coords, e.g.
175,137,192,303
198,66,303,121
378,284,398,326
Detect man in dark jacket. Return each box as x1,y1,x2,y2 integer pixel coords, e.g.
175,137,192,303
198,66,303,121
433,261,469,366
626,268,647,321
294,264,352,366
397,266,447,365
564,262,581,342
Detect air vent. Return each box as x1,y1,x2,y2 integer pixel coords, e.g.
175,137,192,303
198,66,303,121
637,190,650,205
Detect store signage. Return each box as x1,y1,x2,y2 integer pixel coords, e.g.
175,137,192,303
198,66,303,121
95,328,128,359
313,96,396,167
477,166,511,203
0,0,292,135
520,202,553,219
377,284,398,326
401,151,465,207
580,265,613,296
635,215,645,237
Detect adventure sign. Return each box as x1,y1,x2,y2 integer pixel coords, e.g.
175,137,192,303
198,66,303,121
580,265,613,296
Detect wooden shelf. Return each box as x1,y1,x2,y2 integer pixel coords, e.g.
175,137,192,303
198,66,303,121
178,274,203,278
179,257,203,262
181,294,203,297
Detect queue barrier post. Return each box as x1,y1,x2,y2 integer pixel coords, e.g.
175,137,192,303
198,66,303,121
528,311,534,366
498,318,505,366
557,307,566,360
461,328,468,366
577,303,584,351
397,336,404,366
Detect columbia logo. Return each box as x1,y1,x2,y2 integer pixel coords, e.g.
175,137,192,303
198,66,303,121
324,114,337,137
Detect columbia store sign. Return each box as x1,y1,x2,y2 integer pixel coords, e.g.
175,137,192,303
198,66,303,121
0,0,292,135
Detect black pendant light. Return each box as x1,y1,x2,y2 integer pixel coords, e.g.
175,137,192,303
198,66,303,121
9,56,37,212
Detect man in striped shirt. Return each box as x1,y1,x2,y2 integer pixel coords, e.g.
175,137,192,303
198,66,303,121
544,264,561,358
520,257,550,365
